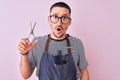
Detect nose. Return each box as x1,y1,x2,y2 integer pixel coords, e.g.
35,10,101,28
57,18,62,26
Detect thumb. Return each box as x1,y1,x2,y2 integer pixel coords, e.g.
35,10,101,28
31,39,39,47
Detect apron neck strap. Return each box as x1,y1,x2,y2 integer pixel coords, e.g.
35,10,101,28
44,35,51,52
45,34,71,53
66,36,71,53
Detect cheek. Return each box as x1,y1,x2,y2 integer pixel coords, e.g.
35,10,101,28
64,27,69,31
48,17,55,29
63,24,70,30
50,23,56,30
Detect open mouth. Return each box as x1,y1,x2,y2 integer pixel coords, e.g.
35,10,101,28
55,27,63,34
57,27,61,31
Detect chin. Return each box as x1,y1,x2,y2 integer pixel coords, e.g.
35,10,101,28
54,33,64,38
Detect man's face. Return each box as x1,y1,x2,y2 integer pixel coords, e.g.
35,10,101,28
48,7,71,39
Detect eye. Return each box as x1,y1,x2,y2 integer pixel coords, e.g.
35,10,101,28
62,16,68,21
50,15,59,23
52,15,58,19
62,16,67,20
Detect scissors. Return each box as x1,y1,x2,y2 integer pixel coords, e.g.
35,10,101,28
28,21,36,39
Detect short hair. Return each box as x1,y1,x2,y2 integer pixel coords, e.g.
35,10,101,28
50,2,71,15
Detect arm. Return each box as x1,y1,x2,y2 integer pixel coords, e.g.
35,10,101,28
20,55,35,79
75,39,89,80
18,38,39,79
80,68,90,80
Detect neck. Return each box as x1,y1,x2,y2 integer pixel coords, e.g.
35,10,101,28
50,33,66,40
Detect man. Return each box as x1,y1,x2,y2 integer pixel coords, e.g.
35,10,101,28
18,2,89,80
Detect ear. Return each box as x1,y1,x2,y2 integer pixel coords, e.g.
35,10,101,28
48,16,51,23
69,18,72,25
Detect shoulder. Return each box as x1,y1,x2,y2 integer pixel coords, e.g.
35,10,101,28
33,35,48,42
31,35,49,47
69,35,83,45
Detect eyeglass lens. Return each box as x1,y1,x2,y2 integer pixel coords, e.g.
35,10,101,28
50,15,70,24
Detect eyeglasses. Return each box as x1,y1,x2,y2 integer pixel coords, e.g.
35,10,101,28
50,15,71,24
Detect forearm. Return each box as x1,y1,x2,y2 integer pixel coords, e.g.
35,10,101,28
80,69,90,80
20,55,34,79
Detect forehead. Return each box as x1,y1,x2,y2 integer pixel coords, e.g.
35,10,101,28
50,7,70,16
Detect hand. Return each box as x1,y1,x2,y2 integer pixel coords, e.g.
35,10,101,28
18,38,39,55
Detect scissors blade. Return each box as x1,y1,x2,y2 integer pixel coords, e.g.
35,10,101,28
32,22,36,30
28,21,36,38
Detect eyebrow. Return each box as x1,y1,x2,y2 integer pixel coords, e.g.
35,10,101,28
50,13,69,17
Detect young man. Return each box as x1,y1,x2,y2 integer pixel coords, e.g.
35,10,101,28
18,2,89,80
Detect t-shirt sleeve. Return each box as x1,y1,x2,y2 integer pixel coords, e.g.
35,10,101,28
76,39,89,69
28,50,36,67
28,37,38,67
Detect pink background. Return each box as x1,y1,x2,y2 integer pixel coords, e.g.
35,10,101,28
0,0,120,80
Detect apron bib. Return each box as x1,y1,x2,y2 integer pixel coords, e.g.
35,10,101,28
38,35,77,80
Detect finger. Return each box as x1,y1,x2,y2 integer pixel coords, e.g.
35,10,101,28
18,46,29,54
18,43,27,51
19,42,33,52
18,42,26,49
18,41,30,51
18,45,27,54
25,38,31,45
31,39,39,48
19,42,28,50
21,39,29,47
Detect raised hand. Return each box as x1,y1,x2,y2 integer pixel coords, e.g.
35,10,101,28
18,38,39,55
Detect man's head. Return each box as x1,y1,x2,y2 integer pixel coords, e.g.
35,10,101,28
50,2,71,16
48,2,72,40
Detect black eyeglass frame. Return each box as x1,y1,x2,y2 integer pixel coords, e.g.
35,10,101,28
49,15,71,24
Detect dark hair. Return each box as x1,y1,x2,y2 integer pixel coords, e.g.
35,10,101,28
50,2,71,15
